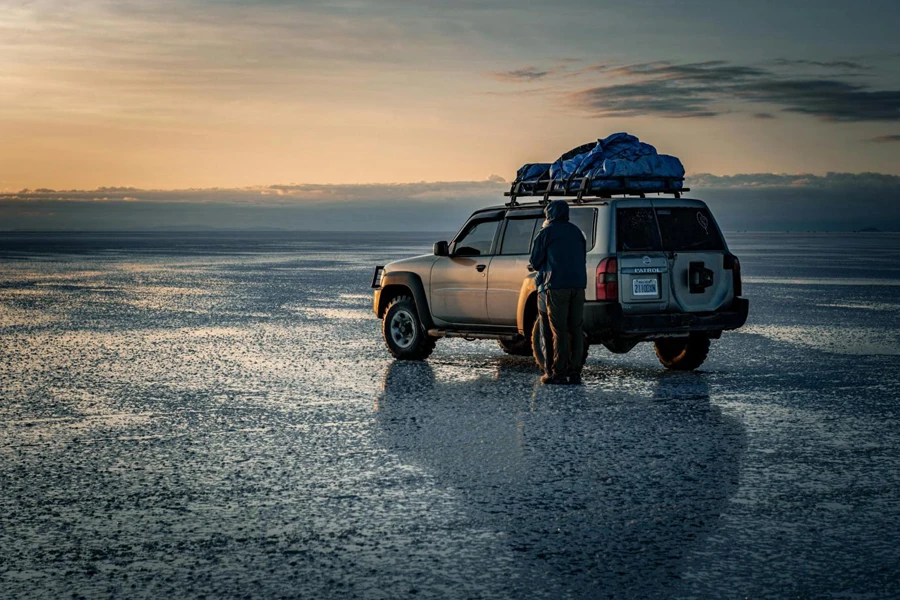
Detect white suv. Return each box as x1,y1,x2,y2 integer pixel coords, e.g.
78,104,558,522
372,194,748,371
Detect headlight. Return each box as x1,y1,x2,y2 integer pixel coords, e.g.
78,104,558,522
371,266,385,288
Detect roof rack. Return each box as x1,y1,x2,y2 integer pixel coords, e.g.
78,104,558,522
504,175,688,206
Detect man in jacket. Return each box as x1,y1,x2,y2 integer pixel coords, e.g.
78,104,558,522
529,200,587,385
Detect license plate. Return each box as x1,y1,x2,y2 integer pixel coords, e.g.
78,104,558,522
632,277,658,297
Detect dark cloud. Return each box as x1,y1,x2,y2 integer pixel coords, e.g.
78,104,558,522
489,66,560,83
753,112,776,119
607,60,767,82
561,62,613,79
869,134,900,143
769,58,871,71
737,79,900,121
689,172,900,189
564,60,900,122
567,79,722,118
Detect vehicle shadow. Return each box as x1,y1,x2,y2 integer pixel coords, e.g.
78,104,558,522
374,359,746,598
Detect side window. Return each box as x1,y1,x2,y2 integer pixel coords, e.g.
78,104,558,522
616,207,662,252
500,218,541,255
453,219,501,256
569,208,597,251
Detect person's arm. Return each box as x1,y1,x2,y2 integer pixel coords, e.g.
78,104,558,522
529,229,548,272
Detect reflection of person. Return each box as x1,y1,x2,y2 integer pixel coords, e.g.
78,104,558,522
529,200,587,385
535,218,554,378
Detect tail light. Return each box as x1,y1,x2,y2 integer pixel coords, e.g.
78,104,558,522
596,257,618,301
724,253,742,296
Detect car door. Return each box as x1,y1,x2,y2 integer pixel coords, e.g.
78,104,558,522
653,202,733,313
430,214,502,325
487,211,543,325
614,202,672,313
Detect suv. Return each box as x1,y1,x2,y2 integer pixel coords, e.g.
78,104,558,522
371,196,748,371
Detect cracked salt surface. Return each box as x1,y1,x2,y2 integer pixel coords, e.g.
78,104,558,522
1,231,899,599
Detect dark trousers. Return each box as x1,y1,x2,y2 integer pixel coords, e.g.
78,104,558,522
546,288,585,377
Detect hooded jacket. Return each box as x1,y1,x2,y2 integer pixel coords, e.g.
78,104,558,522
529,200,587,292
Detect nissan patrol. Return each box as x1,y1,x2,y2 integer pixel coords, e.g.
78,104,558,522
371,193,748,371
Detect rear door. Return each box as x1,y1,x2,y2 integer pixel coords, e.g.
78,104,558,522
487,211,542,325
653,202,732,313
614,202,671,314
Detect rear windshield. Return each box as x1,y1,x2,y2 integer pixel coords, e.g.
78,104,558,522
616,207,661,252
655,207,724,251
616,206,724,252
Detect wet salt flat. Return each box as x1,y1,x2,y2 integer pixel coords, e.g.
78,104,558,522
1,231,899,599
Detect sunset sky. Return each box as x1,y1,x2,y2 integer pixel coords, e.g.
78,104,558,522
1,0,899,229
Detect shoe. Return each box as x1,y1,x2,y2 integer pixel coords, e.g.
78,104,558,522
541,374,567,385
568,373,582,385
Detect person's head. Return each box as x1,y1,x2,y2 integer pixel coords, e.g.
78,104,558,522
545,200,570,223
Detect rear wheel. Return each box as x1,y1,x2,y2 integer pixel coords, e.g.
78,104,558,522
531,317,590,372
498,337,532,356
654,335,710,371
382,296,437,360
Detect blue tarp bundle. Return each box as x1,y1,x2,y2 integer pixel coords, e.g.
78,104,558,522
515,133,685,192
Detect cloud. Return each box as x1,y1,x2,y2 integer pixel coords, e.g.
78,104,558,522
606,60,768,81
691,172,900,232
737,79,900,121
769,58,871,71
2,179,509,206
753,112,776,119
0,179,510,232
489,66,563,83
689,171,900,189
567,79,722,118
869,134,900,143
3,174,899,232
561,60,900,122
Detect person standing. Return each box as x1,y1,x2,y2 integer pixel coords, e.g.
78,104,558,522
529,200,587,385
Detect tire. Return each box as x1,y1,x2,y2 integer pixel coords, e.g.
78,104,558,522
654,335,711,371
382,296,437,361
498,337,532,356
531,316,590,372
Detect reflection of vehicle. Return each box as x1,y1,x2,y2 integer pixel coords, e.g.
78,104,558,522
372,188,748,370
374,360,745,595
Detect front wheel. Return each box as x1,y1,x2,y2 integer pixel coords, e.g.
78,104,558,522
654,335,710,371
382,296,437,360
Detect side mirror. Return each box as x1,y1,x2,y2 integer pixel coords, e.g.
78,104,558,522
433,241,449,256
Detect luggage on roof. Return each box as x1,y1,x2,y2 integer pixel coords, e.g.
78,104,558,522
508,133,687,203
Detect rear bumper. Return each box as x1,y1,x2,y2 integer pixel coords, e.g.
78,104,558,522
584,298,749,340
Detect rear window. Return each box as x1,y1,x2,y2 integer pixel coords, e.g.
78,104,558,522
569,208,597,251
616,206,724,252
655,207,724,251
500,217,541,255
616,207,662,252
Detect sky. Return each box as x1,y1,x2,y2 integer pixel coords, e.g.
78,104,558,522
1,0,899,230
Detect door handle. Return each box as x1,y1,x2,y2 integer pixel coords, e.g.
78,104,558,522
476,264,487,272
